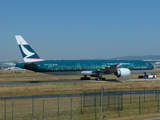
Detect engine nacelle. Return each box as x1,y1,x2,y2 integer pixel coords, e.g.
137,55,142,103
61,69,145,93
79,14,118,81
114,68,131,78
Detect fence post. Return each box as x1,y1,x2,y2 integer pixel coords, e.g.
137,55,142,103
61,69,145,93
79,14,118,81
114,89,116,105
108,89,110,108
70,99,72,120
83,91,85,108
144,87,146,102
94,97,96,120
157,93,159,113
4,98,6,120
130,88,132,103
42,100,45,120
12,103,14,120
121,91,123,110
32,96,34,118
138,95,141,115
93,90,95,107
99,90,101,106
154,88,157,101
101,87,104,112
57,94,60,116
118,95,120,117
81,93,83,114
155,88,158,101
101,87,104,120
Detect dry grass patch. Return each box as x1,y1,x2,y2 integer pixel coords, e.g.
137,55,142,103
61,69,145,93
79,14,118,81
1,95,160,120
0,70,160,119
0,80,160,97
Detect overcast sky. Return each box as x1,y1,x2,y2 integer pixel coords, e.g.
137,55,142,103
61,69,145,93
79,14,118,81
1,0,160,61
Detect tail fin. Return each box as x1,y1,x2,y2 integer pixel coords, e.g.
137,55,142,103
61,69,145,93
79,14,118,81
15,35,44,62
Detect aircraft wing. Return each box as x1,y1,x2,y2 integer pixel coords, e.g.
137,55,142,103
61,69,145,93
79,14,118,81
94,63,122,74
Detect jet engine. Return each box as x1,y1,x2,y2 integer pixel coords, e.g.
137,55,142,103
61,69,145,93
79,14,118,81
114,68,131,78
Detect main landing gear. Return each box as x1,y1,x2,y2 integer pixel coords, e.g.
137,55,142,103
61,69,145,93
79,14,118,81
95,77,106,81
80,75,106,81
80,75,91,80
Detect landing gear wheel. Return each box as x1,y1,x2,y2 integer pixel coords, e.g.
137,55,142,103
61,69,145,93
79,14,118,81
96,77,101,81
96,77,105,81
80,77,84,80
80,76,91,80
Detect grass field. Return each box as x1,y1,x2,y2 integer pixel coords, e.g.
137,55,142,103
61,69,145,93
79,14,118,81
1,91,160,120
0,70,160,96
0,70,160,120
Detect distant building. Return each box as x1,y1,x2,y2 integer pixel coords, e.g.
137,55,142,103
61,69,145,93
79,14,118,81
0,62,24,70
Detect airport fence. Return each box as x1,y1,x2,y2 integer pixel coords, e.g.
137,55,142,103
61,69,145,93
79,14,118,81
0,88,160,120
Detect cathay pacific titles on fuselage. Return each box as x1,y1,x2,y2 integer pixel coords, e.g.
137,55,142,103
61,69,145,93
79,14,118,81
15,35,154,80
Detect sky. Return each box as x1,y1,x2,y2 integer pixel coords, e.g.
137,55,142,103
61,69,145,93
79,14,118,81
1,0,160,61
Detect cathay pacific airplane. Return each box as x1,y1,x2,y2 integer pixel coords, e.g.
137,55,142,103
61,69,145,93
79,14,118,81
15,35,154,81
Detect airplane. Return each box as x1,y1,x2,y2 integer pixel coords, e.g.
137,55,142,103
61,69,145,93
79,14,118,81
15,35,154,81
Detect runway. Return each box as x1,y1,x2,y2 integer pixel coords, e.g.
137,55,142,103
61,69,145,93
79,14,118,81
0,76,159,86
0,88,159,100
138,117,160,120
0,79,106,86
0,75,52,78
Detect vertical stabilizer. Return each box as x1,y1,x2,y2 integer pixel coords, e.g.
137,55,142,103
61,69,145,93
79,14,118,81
15,35,44,62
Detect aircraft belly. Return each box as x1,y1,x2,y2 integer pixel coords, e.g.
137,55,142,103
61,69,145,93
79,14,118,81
81,71,97,75
42,71,97,76
43,71,82,75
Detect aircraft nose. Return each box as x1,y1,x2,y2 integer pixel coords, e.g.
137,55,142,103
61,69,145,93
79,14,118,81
150,63,154,69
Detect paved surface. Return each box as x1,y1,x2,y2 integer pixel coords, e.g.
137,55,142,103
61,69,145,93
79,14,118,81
0,75,52,78
137,117,160,120
0,79,107,86
0,77,159,86
0,88,159,100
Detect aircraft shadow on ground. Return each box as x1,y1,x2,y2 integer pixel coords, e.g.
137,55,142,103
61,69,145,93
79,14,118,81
28,79,120,83
28,81,41,83
28,80,57,83
11,79,121,84
103,79,119,82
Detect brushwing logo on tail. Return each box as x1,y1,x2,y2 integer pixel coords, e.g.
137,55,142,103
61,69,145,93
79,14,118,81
15,35,44,62
20,42,35,59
